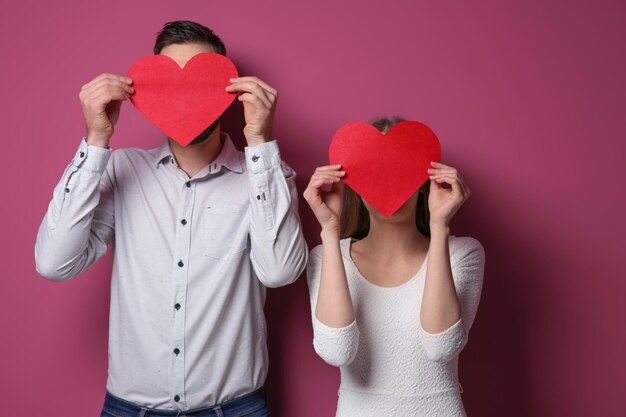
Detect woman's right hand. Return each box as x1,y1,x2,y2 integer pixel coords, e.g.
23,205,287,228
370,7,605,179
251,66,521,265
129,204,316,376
303,165,346,236
79,73,134,148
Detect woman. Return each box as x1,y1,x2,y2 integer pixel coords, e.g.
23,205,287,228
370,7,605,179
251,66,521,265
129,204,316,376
304,117,485,416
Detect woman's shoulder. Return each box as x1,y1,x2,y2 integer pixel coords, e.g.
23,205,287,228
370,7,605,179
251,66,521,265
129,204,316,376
448,235,485,261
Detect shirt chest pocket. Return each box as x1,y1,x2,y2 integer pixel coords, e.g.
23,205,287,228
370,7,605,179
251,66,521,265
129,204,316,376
204,204,249,259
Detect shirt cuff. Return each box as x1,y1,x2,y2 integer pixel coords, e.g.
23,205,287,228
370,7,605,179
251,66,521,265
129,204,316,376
244,140,281,174
72,138,112,173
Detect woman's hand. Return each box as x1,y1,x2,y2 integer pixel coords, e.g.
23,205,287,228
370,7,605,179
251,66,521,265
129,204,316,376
427,161,471,228
303,165,346,236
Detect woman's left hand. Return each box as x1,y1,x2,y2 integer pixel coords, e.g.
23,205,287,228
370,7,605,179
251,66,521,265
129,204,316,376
427,161,471,228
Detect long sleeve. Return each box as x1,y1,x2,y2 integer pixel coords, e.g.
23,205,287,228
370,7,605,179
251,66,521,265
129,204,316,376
245,140,308,288
34,139,115,281
306,244,360,367
417,237,485,363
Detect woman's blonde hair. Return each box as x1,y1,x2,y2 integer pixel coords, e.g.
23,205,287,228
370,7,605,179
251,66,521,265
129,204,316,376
340,117,431,239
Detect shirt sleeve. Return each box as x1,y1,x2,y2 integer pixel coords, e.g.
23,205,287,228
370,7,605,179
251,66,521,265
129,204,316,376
34,139,115,281
306,244,360,367
417,237,485,363
244,140,308,288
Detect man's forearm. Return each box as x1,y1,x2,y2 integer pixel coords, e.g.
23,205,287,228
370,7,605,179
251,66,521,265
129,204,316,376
35,139,114,280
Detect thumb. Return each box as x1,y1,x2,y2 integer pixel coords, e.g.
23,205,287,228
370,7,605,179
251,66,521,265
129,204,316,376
429,177,441,192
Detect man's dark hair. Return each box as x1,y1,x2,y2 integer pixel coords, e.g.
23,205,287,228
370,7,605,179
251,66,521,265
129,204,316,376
153,21,226,55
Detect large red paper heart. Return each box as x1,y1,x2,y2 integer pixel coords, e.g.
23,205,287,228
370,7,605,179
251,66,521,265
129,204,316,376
329,121,441,217
128,52,238,146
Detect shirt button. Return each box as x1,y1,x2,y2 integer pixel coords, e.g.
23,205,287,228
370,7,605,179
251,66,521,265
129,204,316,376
177,260,184,267
174,348,180,355
251,155,259,162
256,195,261,200
79,152,85,158
174,303,181,310
174,395,180,402
181,219,187,225
65,188,70,193
185,181,191,188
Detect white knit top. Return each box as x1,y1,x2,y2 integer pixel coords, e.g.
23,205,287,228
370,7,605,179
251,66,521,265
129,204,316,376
307,236,485,417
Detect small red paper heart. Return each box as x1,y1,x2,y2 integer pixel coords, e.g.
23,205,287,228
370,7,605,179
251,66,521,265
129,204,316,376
329,121,441,217
128,52,238,146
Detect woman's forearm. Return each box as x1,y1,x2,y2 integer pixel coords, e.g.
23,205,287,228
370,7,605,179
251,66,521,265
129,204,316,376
420,224,462,333
315,230,356,328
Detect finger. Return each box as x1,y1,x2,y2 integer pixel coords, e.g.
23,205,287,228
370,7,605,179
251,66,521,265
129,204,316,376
237,92,272,114
319,175,345,194
305,177,340,201
438,170,468,198
315,171,345,179
84,79,134,97
311,174,343,188
226,80,269,94
229,76,277,97
429,177,443,192
455,174,470,197
88,82,131,103
314,167,345,176
428,167,466,193
431,175,464,198
227,82,273,108
429,174,457,187
83,73,132,90
427,166,458,177
315,164,343,172
430,161,454,170
89,85,131,106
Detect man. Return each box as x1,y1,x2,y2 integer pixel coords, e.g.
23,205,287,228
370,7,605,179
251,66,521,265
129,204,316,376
35,21,307,416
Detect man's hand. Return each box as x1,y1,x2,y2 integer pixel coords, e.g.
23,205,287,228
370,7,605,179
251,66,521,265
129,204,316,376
225,76,277,147
79,73,134,148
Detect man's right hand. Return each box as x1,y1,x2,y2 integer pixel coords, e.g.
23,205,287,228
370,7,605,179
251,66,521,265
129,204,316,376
79,73,134,148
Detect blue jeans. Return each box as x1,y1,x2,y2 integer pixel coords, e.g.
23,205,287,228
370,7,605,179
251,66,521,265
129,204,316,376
100,387,270,417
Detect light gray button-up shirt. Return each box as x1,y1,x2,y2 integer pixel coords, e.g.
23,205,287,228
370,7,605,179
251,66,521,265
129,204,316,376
35,134,308,410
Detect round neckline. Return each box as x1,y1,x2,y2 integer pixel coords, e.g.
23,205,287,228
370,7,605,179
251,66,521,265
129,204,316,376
344,238,429,290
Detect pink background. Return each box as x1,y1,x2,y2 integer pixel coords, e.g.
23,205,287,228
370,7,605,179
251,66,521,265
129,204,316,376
2,1,625,415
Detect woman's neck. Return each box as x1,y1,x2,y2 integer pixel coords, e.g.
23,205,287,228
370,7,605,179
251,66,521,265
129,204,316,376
350,216,430,287
356,217,430,260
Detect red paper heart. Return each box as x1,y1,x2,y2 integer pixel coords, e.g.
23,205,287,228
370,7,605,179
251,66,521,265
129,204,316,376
329,121,441,217
128,52,238,146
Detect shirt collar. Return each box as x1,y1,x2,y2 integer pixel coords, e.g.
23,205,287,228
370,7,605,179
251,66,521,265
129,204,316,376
154,133,244,174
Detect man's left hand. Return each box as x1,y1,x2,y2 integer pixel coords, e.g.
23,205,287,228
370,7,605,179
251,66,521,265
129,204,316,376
226,76,277,147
